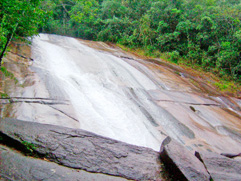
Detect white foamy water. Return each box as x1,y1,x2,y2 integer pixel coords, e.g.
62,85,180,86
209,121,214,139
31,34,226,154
31,34,166,151
17,33,241,154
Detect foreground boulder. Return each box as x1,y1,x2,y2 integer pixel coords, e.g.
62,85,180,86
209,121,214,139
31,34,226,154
160,137,210,181
195,151,241,181
0,145,126,181
0,118,163,180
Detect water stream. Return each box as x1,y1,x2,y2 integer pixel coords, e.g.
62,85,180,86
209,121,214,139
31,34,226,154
2,34,240,153
31,34,168,151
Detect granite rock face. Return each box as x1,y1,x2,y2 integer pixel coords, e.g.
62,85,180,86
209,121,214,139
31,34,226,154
160,137,210,181
0,118,163,180
0,145,126,181
2,118,240,181
195,151,241,181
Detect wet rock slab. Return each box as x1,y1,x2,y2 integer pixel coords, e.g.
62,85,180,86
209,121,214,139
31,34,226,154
160,137,210,181
195,151,241,181
0,145,126,181
0,118,162,180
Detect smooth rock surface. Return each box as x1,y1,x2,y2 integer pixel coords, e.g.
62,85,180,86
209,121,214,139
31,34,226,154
195,151,241,181
0,145,127,181
160,137,210,181
0,118,163,180
2,34,241,154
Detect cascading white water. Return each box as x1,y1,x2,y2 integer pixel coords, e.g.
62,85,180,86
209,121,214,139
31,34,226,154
12,33,241,154
31,34,167,151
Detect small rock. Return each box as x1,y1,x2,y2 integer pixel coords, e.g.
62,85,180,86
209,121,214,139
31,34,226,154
220,152,241,159
190,106,196,112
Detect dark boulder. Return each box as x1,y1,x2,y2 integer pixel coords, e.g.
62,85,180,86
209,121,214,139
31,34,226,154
160,137,210,181
0,145,126,181
195,151,241,181
0,118,163,180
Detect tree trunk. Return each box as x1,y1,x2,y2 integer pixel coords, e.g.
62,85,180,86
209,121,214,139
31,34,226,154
0,33,13,67
0,9,25,68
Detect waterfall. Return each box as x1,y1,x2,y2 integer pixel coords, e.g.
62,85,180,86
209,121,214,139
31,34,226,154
31,34,168,151
11,33,241,153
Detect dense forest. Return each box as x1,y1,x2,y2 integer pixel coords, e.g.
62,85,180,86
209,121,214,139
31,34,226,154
1,0,241,81
40,0,241,81
0,0,45,63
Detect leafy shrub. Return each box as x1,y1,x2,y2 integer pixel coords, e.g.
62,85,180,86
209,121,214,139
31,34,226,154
169,51,180,63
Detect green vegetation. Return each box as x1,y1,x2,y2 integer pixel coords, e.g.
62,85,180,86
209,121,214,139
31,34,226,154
1,0,240,82
21,140,36,153
40,0,241,82
0,0,46,66
0,66,18,83
1,0,46,98
0,92,9,98
213,81,239,92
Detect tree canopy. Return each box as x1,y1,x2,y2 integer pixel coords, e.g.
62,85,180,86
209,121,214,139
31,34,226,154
0,0,46,65
40,0,241,81
1,0,240,81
